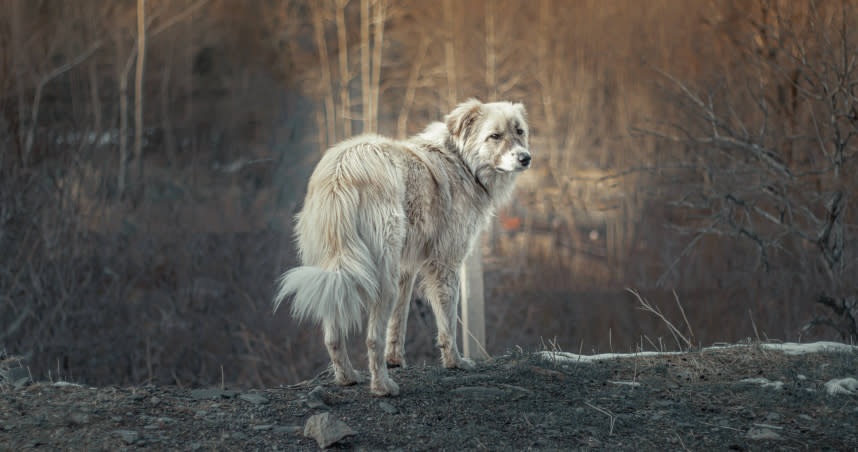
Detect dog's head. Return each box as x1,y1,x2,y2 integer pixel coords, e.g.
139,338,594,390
445,98,531,173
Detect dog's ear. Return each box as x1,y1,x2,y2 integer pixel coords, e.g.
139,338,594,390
513,102,527,120
445,99,483,140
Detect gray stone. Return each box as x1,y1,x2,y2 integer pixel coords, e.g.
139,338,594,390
747,427,784,441
67,412,90,425
4,367,30,389
13,377,30,390
252,424,274,431
305,386,330,409
378,401,398,414
113,429,139,444
451,386,505,399
190,388,237,400
304,412,357,449
239,393,269,405
273,425,303,435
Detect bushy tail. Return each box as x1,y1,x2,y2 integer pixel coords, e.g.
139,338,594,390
273,266,368,334
273,159,383,335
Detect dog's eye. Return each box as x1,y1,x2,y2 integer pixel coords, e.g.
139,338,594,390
489,133,502,140
516,128,524,136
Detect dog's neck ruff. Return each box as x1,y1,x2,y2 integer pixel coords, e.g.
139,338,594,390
459,153,491,197
443,135,491,198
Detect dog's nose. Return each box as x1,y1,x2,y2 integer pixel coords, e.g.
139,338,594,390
518,152,531,167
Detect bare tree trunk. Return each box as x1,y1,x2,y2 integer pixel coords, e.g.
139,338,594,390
442,0,457,111
485,2,497,102
313,6,336,147
396,36,429,138
88,61,102,141
118,50,136,198
360,0,371,134
133,0,146,190
335,0,351,138
10,0,25,164
538,0,559,171
160,47,177,166
369,0,386,134
22,42,102,166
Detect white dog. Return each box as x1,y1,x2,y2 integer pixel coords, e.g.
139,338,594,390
274,99,531,396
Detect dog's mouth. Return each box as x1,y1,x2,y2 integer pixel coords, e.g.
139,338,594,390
497,151,532,172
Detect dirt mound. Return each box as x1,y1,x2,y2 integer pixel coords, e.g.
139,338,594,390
1,345,856,450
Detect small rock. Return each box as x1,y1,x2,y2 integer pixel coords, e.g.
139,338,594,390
451,386,505,399
499,384,534,396
273,425,303,435
239,393,269,405
113,429,139,444
305,386,330,409
190,388,237,400
824,377,858,396
150,396,160,406
747,427,783,441
378,401,398,414
252,424,274,431
4,368,30,390
304,412,356,449
67,412,90,425
231,432,248,441
130,393,146,401
13,377,30,390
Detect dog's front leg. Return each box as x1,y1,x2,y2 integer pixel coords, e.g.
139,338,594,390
425,266,475,370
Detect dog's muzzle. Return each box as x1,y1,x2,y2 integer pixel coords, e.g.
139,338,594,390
518,151,532,169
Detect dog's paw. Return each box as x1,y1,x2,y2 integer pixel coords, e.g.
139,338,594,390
385,353,406,368
334,368,364,386
457,357,476,370
371,377,400,397
443,356,476,370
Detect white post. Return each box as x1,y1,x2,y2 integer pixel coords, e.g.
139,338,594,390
461,236,488,360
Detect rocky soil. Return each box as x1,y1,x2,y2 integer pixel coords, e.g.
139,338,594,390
1,343,857,450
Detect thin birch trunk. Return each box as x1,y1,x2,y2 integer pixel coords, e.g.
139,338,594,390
538,0,559,174
335,0,351,138
89,61,102,140
313,6,336,147
133,0,146,188
160,50,177,166
397,36,429,138
485,2,497,102
118,50,136,197
360,0,371,133
370,0,385,134
443,0,457,111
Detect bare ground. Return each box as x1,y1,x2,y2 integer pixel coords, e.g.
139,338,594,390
1,344,857,451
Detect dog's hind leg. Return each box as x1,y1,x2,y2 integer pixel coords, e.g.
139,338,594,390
367,280,400,396
323,320,362,386
385,271,416,367
423,265,476,370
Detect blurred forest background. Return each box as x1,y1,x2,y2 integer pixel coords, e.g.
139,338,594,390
2,0,856,388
